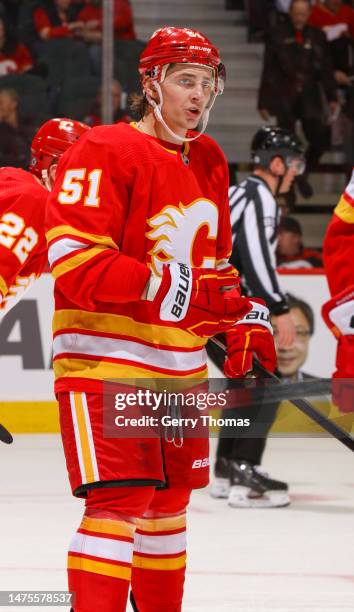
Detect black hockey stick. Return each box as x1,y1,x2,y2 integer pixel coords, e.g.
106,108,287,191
0,422,13,444
210,336,354,453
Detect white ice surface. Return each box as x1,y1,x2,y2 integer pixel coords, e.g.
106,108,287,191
0,435,353,611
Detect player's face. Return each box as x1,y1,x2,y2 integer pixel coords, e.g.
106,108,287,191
161,64,214,136
272,307,311,377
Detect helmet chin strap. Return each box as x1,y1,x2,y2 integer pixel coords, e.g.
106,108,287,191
146,81,216,143
41,169,52,191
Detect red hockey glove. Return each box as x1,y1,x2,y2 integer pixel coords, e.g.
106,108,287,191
147,262,252,338
224,299,276,377
322,286,354,412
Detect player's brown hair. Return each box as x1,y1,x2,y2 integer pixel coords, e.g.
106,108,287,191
129,92,150,119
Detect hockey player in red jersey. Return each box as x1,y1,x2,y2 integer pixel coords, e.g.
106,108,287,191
46,27,276,612
322,170,354,412
0,118,90,317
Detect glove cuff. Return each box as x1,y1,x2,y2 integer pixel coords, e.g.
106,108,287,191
322,285,354,338
146,273,161,301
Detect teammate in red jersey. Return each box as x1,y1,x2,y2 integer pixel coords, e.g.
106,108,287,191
322,170,354,412
0,118,90,317
46,27,276,612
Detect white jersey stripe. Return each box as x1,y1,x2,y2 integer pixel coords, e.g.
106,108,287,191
48,238,91,268
54,333,206,373
345,169,354,201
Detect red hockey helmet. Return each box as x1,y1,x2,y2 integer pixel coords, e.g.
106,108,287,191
139,27,225,94
29,118,90,178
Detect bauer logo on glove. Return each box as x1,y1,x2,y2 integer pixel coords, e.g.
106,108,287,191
147,262,252,338
232,299,273,332
161,262,192,321
224,299,277,377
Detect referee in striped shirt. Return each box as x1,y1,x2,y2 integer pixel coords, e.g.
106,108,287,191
210,126,306,508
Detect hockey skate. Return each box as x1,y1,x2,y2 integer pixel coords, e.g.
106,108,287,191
228,460,290,508
210,457,231,498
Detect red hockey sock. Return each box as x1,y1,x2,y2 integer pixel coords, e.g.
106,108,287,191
69,486,155,612
131,488,191,612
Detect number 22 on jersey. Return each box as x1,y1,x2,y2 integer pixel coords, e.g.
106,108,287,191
0,212,38,263
58,169,102,207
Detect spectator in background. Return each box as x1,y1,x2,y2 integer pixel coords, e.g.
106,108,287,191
75,0,136,75
0,15,33,75
0,88,36,167
309,1,354,40
308,1,354,164
272,294,315,380
258,0,339,197
83,79,131,126
33,0,84,40
244,0,276,41
77,0,136,41
0,0,21,27
276,215,323,267
309,0,354,85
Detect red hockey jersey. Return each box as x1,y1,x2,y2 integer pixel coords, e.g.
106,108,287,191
46,123,234,393
0,168,48,317
323,170,354,297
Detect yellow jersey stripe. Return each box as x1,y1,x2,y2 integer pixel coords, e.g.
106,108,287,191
335,197,354,224
46,225,118,249
54,357,208,380
51,245,108,280
132,553,186,571
0,274,8,297
68,554,131,580
53,309,206,349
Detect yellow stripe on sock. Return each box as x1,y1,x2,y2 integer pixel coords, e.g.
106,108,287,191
136,515,186,533
81,516,135,539
68,554,131,581
132,553,186,571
